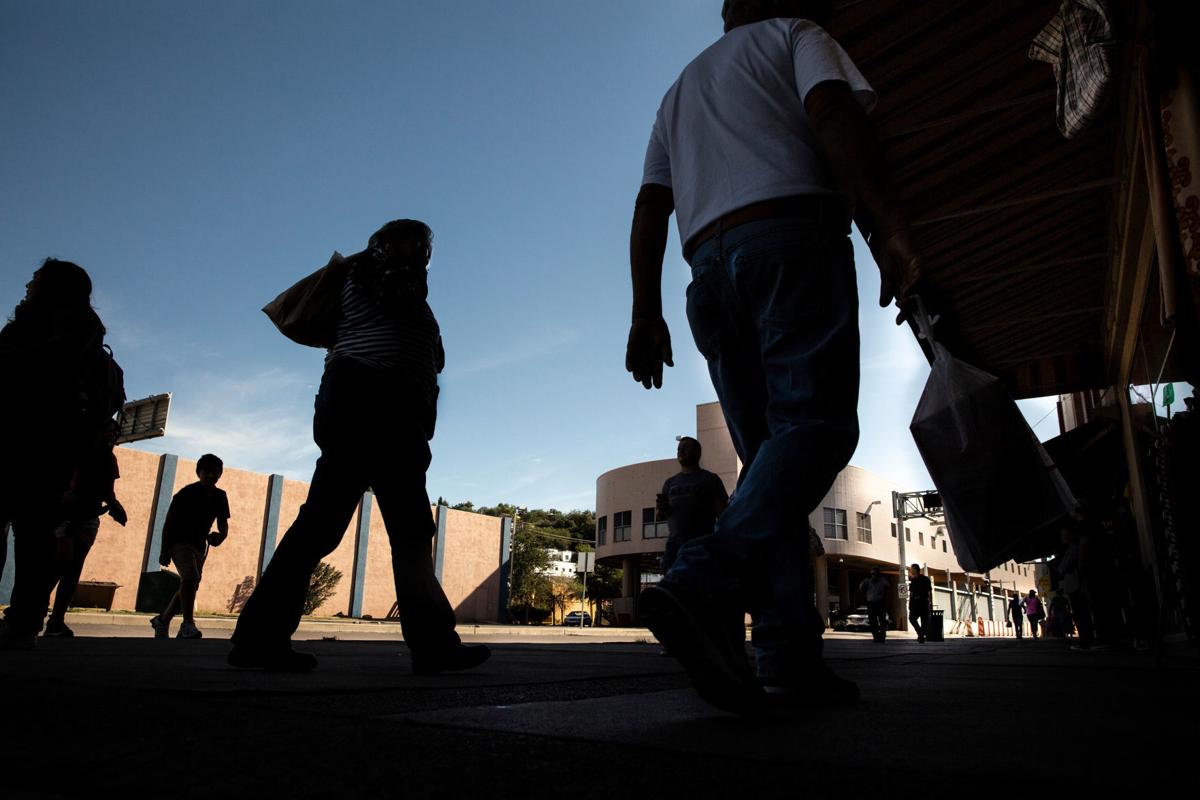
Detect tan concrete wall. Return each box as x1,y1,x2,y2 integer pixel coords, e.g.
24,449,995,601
70,448,162,611
54,448,505,623
696,400,740,494
595,458,677,564
441,508,502,622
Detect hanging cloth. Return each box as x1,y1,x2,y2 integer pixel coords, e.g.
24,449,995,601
1029,0,1117,138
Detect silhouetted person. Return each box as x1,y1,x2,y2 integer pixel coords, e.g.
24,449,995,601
150,453,229,640
1009,593,1024,638
858,568,889,642
657,437,728,574
44,426,127,637
230,220,490,674
907,563,932,643
0,260,113,649
628,0,920,715
1024,590,1043,639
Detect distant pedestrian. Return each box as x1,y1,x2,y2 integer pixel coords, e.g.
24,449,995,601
150,453,230,640
44,426,127,638
657,437,728,574
1008,594,1024,638
907,564,932,643
1023,589,1043,639
858,568,890,642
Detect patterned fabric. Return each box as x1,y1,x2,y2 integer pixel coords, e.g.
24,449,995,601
1029,0,1116,138
1161,64,1200,330
325,278,444,405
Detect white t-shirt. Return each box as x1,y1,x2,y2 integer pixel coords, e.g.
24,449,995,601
641,18,876,247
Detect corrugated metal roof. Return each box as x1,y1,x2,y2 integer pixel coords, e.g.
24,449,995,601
827,0,1132,398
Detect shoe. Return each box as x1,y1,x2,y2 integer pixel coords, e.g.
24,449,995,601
639,581,767,718
43,619,74,638
177,621,203,640
149,615,169,639
411,643,491,675
228,644,318,672
761,662,860,708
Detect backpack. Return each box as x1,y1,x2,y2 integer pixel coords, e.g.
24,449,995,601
81,341,126,429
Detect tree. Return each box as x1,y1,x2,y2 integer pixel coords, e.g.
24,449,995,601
548,577,581,624
509,526,552,624
304,561,343,615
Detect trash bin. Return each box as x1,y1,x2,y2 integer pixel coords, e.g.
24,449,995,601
135,570,180,613
928,609,945,642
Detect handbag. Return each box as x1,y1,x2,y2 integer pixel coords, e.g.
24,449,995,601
262,252,350,348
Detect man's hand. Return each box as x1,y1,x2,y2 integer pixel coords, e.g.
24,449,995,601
625,317,673,389
873,228,922,324
159,551,171,568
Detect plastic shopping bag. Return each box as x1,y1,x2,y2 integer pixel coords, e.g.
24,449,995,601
910,338,1077,572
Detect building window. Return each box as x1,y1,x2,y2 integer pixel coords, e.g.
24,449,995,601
891,523,897,538
823,507,848,540
613,510,631,542
942,541,947,553
596,516,606,546
642,507,669,539
905,526,911,542
855,512,872,543
918,531,925,547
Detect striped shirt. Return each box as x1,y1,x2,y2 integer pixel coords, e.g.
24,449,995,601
325,279,444,404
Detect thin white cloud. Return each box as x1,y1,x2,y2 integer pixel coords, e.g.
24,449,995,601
442,330,580,379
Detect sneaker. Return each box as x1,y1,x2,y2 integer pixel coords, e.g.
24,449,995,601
411,643,491,676
639,581,767,718
43,619,74,638
149,615,169,639
228,644,318,672
177,621,203,640
761,662,860,708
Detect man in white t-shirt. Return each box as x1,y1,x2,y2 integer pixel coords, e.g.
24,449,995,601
631,0,921,716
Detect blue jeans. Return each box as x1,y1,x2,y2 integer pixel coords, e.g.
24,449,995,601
669,216,860,679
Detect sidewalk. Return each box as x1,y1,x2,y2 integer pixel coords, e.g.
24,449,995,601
3,617,1193,797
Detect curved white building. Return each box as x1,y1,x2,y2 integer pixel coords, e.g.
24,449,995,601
596,403,1038,628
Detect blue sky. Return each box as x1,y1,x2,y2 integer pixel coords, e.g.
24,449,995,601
2,1,1163,511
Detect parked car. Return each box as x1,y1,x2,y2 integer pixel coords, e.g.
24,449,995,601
563,611,592,627
833,606,872,632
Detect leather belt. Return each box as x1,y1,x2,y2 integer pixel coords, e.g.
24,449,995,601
682,195,849,263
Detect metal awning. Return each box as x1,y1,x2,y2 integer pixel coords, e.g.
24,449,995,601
828,0,1133,398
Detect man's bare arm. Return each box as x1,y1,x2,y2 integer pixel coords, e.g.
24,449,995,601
626,182,675,389
805,80,922,320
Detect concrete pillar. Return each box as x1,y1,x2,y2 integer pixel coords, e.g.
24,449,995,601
141,454,178,573
497,516,513,623
348,492,373,618
621,557,640,599
949,578,958,619
814,555,829,624
433,502,448,582
258,473,285,575
837,568,851,612
0,522,14,604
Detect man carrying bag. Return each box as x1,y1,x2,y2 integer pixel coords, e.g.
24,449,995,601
231,219,489,674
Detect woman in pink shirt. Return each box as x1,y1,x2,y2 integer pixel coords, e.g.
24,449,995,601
1023,590,1044,639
